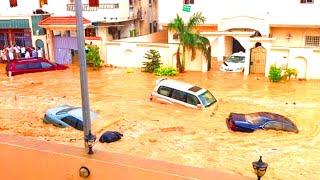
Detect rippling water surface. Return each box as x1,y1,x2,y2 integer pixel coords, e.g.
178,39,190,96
0,63,319,179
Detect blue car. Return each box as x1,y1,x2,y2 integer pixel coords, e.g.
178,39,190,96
226,112,299,133
44,105,97,131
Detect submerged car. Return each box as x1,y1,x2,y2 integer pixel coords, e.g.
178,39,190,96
44,105,97,131
220,52,245,72
150,78,217,109
6,57,68,76
226,112,299,133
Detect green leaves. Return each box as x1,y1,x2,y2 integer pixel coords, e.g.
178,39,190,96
86,45,102,68
142,49,162,73
154,66,178,76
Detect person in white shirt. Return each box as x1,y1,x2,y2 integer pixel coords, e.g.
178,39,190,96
20,45,26,58
37,47,43,58
25,50,31,58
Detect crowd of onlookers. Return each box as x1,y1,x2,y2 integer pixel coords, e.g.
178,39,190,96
0,45,43,62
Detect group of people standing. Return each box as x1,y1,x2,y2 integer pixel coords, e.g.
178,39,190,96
0,45,43,62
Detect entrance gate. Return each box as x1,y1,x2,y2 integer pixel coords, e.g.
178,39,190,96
250,46,266,74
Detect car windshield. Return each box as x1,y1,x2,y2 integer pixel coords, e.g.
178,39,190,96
198,90,217,107
226,56,245,63
56,107,78,115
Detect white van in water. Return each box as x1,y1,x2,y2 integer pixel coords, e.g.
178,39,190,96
150,78,217,109
220,52,245,72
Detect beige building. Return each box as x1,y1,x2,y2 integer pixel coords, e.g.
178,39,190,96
155,0,320,79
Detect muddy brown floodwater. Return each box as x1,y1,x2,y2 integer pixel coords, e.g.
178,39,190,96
0,63,319,179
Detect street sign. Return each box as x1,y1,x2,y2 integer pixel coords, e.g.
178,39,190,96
182,4,191,12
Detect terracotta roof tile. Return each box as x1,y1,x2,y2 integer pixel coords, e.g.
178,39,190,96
39,16,91,26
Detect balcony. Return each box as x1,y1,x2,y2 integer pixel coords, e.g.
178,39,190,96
66,3,119,11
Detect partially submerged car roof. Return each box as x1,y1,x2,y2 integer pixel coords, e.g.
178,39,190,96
156,78,207,95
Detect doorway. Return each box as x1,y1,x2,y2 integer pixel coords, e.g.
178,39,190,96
250,43,266,74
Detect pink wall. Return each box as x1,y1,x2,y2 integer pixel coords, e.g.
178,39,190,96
0,134,251,180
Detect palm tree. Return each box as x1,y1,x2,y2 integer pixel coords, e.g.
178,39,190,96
168,12,210,72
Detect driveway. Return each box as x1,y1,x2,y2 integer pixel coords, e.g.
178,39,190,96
0,63,319,179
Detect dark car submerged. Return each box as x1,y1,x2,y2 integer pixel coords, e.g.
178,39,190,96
226,112,299,133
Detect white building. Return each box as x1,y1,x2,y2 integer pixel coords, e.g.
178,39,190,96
158,0,320,79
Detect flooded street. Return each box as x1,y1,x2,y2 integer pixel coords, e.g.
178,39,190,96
0,63,319,179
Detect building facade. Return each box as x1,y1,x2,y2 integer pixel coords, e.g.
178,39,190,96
0,0,158,63
158,0,320,79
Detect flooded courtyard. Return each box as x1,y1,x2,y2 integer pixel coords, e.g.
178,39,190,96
0,63,319,179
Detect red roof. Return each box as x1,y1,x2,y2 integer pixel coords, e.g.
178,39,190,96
39,16,91,26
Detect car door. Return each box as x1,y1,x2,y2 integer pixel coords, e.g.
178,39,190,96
170,89,192,108
155,86,174,104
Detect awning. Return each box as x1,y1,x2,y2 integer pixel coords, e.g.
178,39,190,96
38,16,91,29
0,19,30,29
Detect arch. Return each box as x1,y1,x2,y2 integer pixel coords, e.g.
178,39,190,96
35,39,44,49
289,56,307,80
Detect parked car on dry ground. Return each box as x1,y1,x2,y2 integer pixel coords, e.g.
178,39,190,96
150,78,217,109
44,105,97,131
226,112,299,133
6,58,68,76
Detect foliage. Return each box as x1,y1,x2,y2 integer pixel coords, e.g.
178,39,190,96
168,12,210,73
126,68,134,73
142,49,162,73
268,65,282,82
86,45,102,68
282,68,298,80
130,29,138,37
154,66,178,76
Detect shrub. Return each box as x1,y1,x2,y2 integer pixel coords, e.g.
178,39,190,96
86,45,102,68
268,65,282,82
142,49,162,73
283,68,298,80
154,66,178,76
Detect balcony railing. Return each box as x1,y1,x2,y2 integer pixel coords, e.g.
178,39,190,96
66,3,119,11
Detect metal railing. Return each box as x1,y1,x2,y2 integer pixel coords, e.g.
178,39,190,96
66,3,119,11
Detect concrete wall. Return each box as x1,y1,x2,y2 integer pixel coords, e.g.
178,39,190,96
106,42,208,72
0,134,250,180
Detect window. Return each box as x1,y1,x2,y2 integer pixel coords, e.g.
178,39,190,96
85,28,96,37
184,0,194,4
39,0,48,8
171,89,187,102
186,94,200,105
198,90,217,107
300,0,313,3
305,36,320,47
15,64,29,70
61,116,83,130
10,0,18,7
28,62,42,69
157,86,172,97
149,23,153,33
263,121,283,130
41,62,53,68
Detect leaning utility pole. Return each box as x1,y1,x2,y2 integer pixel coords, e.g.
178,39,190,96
75,0,91,148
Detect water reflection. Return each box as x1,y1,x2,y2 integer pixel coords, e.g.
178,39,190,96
0,64,319,179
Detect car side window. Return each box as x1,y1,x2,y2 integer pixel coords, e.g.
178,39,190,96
157,86,172,97
263,121,283,130
41,62,53,68
171,89,187,102
61,116,78,128
15,64,28,70
28,62,42,69
186,94,200,105
75,121,83,131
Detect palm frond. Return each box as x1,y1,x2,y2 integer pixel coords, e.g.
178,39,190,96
187,12,206,31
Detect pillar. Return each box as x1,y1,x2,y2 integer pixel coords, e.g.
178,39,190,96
244,47,251,76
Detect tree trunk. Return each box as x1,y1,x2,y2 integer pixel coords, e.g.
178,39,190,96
181,45,186,73
176,45,182,72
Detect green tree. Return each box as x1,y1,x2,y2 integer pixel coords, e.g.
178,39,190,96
86,45,102,68
142,49,162,73
168,12,210,72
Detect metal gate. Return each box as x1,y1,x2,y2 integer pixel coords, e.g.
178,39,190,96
54,36,77,64
250,46,266,74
